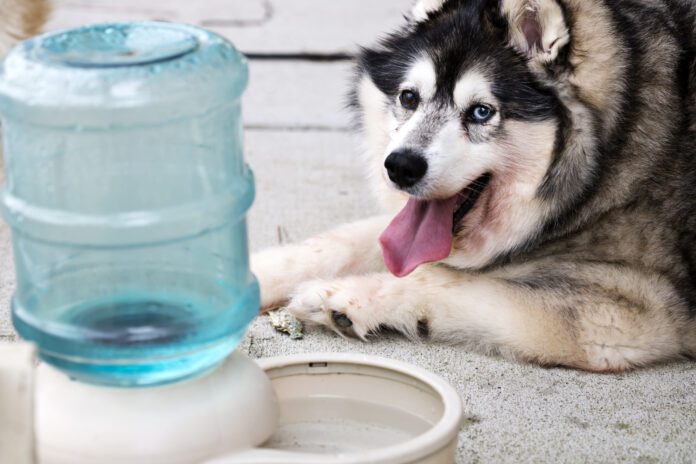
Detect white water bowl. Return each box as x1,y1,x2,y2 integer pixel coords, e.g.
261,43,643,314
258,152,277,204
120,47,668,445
210,353,464,464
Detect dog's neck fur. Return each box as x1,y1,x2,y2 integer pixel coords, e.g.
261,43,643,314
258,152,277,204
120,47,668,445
540,0,687,239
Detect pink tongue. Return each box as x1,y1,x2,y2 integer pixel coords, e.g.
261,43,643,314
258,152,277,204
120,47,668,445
380,197,458,277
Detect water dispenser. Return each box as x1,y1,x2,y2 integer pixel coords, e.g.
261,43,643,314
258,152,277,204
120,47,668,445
0,22,259,387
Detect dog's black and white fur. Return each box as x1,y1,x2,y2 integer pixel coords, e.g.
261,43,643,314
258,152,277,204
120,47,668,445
254,0,696,372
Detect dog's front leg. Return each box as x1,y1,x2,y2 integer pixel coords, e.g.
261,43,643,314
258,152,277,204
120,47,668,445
286,264,687,372
286,271,424,340
251,215,391,310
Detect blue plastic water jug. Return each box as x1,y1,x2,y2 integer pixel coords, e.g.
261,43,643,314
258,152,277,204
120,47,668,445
0,22,260,387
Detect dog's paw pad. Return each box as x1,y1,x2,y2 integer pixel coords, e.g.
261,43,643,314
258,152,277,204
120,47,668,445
331,311,353,329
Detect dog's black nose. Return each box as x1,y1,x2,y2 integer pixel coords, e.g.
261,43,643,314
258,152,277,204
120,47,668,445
385,149,428,189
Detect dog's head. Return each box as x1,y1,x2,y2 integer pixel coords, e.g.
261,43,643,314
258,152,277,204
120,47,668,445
354,0,602,276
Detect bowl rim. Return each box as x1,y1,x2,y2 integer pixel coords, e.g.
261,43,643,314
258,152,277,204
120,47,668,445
256,352,464,463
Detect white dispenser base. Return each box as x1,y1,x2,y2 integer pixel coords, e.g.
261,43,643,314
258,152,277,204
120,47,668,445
34,351,278,464
0,342,35,464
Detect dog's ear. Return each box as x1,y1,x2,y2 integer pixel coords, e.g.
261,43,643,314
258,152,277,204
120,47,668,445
500,0,569,63
410,0,448,22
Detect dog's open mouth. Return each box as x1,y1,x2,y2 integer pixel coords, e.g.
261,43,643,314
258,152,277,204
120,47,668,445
452,173,492,231
379,173,491,277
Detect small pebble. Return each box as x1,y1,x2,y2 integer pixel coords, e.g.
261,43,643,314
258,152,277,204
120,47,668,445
268,308,304,340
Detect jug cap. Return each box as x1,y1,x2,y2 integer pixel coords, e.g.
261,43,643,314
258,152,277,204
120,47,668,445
0,22,249,126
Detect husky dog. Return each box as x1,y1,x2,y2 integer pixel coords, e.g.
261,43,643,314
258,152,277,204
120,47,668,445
253,0,696,372
0,0,50,56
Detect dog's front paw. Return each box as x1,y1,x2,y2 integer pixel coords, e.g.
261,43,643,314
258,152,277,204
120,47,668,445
287,278,382,340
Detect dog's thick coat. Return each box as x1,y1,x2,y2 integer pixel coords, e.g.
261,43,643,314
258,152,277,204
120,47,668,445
255,0,696,372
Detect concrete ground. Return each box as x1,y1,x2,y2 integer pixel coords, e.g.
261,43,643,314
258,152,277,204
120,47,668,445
2,0,695,462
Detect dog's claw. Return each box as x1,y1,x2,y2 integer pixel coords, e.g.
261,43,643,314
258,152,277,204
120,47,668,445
332,311,353,328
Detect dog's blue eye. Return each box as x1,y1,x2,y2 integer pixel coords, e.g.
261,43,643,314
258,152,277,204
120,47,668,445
468,105,495,124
